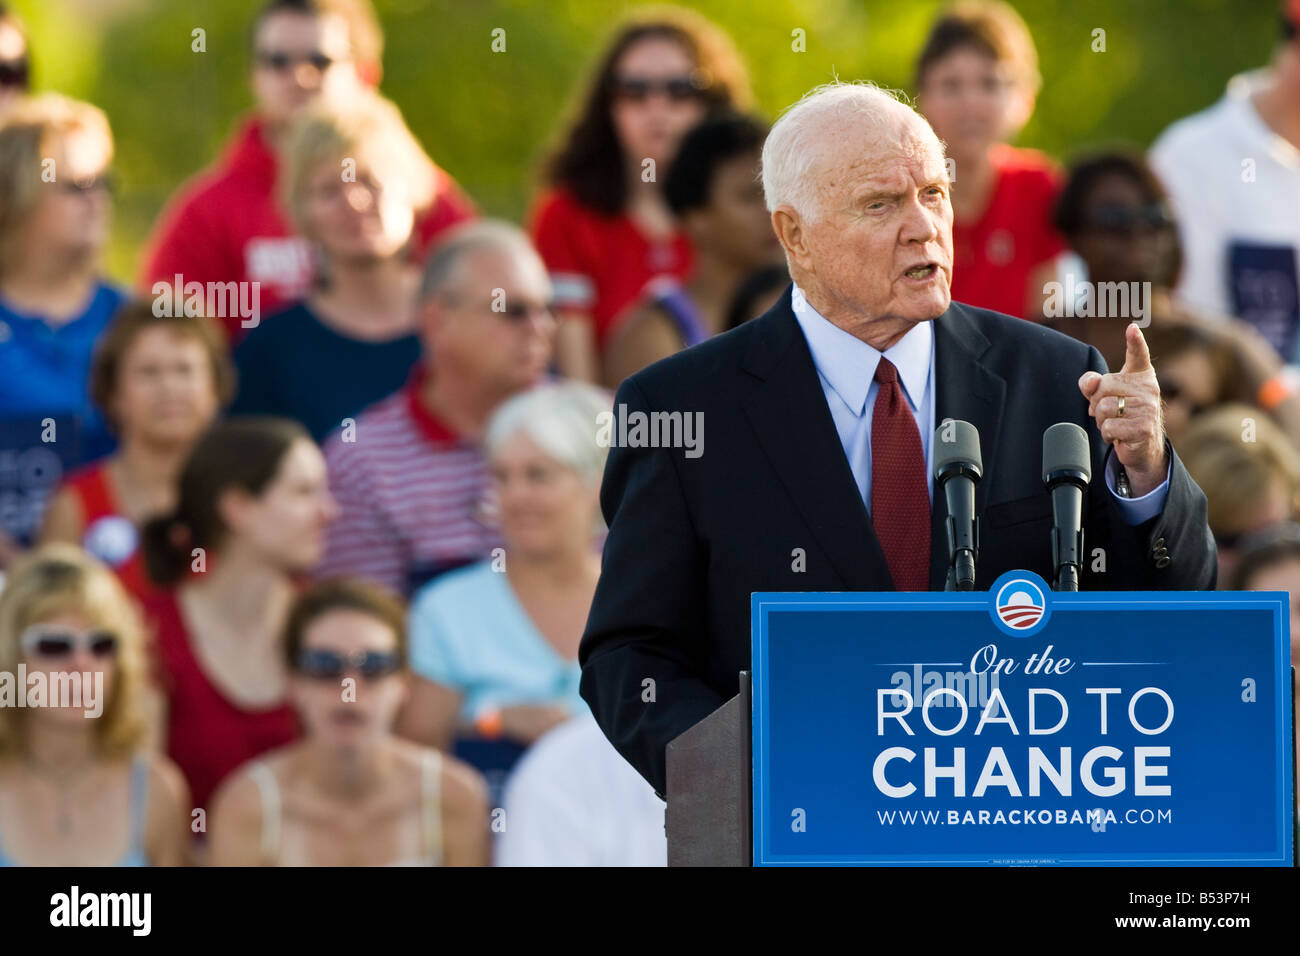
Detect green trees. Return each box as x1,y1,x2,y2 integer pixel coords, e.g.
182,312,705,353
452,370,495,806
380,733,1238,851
16,0,1279,285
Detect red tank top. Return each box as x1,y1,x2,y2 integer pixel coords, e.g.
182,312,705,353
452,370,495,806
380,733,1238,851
143,590,300,813
64,464,152,600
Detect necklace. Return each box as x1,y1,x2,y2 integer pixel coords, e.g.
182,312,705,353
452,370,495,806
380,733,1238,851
23,756,96,836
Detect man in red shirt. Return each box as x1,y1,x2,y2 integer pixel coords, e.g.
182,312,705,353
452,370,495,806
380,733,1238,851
140,0,474,344
316,221,557,598
915,0,1064,319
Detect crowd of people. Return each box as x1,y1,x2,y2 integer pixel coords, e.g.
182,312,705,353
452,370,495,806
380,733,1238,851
0,0,1297,865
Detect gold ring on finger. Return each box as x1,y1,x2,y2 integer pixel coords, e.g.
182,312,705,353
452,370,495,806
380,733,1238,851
1117,395,1126,417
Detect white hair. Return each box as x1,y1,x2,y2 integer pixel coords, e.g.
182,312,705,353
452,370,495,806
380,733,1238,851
761,81,938,221
484,381,613,488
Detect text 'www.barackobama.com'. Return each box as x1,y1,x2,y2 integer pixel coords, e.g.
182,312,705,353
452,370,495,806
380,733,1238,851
875,808,1174,826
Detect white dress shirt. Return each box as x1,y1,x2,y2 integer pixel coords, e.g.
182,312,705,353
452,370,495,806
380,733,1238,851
790,284,1170,524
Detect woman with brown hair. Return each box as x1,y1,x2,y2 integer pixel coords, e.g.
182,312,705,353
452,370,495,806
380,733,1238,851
0,545,189,865
530,6,752,380
211,578,489,866
138,416,338,823
40,303,233,599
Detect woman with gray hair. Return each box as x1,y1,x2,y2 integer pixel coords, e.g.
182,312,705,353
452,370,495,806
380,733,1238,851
399,381,611,757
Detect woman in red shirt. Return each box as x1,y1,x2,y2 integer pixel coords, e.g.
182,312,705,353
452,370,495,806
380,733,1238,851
138,417,338,824
531,7,753,380
915,0,1065,319
41,302,233,601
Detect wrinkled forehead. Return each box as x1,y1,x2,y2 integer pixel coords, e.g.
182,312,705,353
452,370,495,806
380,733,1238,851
810,113,947,195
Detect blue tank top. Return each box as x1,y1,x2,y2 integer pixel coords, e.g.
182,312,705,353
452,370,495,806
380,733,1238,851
0,756,150,866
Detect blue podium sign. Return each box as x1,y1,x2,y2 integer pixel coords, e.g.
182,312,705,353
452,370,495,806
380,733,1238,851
751,571,1294,866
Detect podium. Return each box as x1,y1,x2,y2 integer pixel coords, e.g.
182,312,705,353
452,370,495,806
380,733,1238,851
665,570,1296,866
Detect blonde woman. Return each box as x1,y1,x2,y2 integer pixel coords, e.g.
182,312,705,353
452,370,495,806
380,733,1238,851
0,545,189,865
230,91,437,442
0,94,128,566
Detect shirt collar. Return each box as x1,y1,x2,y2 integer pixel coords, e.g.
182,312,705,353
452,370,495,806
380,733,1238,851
405,366,463,446
790,284,933,415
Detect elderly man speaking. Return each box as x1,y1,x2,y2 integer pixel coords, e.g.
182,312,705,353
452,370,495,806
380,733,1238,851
579,82,1215,797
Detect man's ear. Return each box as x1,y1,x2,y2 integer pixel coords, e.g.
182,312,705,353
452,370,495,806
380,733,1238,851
417,297,443,345
772,206,816,275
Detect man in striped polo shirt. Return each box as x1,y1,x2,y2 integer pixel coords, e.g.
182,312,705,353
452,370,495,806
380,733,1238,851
316,220,557,595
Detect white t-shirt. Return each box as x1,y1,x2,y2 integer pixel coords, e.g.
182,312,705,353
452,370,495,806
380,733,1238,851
1150,69,1300,360
496,714,667,867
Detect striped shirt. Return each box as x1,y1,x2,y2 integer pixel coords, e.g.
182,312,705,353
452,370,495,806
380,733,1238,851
317,373,502,596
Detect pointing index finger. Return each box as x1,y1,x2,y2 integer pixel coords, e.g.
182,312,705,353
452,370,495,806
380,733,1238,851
1122,322,1153,374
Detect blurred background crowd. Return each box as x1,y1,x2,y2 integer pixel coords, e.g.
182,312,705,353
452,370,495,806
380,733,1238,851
0,0,1298,866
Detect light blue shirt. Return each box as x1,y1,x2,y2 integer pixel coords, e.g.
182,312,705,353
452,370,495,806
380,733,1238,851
790,284,1170,524
408,561,589,723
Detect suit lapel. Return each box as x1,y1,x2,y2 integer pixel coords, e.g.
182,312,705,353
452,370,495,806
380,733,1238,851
928,304,1007,590
743,293,892,590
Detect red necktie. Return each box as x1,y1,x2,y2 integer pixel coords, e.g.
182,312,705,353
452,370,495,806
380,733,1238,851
870,358,931,591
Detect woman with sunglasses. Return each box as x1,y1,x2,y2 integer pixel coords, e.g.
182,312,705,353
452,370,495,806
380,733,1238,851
530,7,751,381
1048,150,1300,446
210,577,489,865
0,545,189,865
139,417,338,828
230,92,428,443
0,94,128,569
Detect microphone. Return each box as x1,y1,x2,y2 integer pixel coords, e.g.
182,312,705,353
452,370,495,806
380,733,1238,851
1042,423,1092,592
933,420,982,591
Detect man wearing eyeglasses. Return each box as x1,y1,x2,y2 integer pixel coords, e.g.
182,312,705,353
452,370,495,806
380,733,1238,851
140,0,475,344
316,220,558,598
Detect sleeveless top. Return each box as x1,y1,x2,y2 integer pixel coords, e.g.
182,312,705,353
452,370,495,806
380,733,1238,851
245,749,444,866
64,463,151,600
0,755,150,866
143,590,300,813
646,277,710,348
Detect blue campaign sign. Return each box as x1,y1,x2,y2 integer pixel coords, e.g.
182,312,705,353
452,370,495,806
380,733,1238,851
750,571,1294,866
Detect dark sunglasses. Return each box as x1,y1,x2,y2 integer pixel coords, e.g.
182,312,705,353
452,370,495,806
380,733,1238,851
437,293,554,323
20,627,118,659
255,50,335,73
295,647,401,681
1156,377,1208,418
1083,203,1173,235
0,59,28,89
612,73,706,103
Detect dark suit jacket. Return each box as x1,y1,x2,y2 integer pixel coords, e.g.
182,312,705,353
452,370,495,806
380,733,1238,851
579,290,1217,795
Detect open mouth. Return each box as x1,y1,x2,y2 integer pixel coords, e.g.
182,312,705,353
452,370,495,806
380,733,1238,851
903,264,939,281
